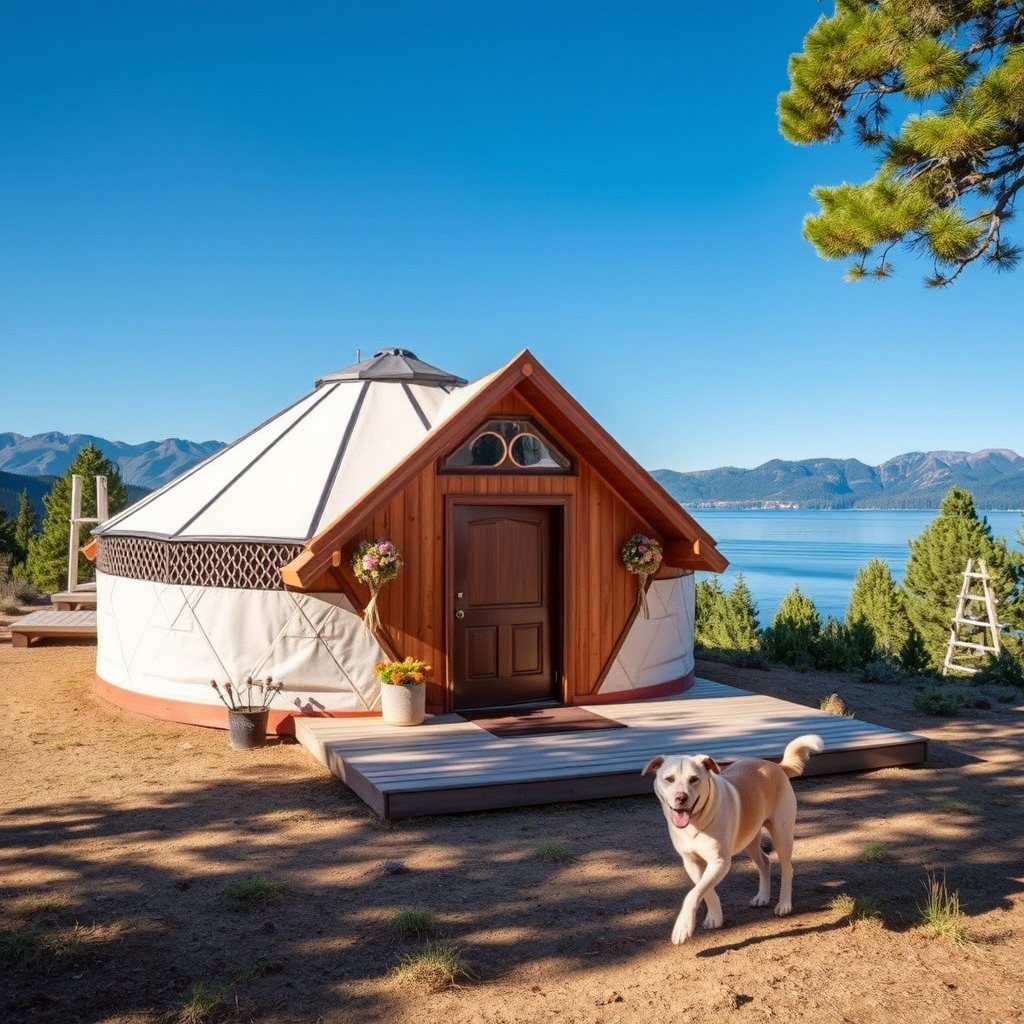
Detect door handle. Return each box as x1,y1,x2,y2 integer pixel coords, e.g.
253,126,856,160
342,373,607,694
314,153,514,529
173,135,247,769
455,609,465,619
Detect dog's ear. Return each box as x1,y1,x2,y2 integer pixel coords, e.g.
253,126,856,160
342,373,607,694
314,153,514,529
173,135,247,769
641,755,665,777
700,756,721,775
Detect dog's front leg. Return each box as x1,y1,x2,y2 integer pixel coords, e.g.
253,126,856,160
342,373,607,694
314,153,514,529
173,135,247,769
672,855,730,945
681,853,724,930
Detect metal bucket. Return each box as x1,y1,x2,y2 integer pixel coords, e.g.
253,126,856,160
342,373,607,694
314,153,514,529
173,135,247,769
227,709,269,749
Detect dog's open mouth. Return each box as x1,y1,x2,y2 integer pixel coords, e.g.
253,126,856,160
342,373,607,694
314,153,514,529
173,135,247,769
670,808,691,829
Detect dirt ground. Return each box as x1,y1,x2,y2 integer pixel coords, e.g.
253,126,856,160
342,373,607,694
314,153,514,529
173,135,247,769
1,634,1022,1024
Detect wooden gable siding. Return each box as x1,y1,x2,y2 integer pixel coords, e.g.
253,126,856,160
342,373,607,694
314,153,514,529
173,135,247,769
325,391,657,710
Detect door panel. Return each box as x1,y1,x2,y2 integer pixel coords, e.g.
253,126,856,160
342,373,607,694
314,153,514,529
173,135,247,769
453,505,558,709
511,624,542,674
466,627,498,679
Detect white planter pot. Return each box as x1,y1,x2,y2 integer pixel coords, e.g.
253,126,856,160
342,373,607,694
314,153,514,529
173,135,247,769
380,683,426,726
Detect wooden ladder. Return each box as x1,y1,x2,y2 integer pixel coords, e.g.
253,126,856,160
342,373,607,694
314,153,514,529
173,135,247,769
943,558,1001,675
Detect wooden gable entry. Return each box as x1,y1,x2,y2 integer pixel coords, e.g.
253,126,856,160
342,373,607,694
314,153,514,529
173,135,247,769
449,501,563,709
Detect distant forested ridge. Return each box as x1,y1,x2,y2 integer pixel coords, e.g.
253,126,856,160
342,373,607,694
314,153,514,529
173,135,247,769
652,449,1024,510
0,471,56,520
0,469,148,521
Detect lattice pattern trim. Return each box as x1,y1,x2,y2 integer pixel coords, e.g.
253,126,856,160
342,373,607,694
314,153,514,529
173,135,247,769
97,536,304,590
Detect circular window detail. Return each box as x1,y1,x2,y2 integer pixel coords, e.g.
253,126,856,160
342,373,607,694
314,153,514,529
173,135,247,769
509,432,549,467
469,431,508,467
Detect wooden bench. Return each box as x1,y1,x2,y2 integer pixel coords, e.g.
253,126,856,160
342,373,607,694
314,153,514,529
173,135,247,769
50,588,98,611
9,610,97,648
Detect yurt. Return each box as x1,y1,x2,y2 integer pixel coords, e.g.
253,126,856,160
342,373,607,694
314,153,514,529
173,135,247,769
91,348,727,732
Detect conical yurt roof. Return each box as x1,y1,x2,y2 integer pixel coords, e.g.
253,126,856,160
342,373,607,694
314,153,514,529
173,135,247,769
96,349,477,543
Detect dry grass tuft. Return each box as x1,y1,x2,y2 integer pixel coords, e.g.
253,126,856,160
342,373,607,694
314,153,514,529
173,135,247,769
830,893,883,925
859,842,896,863
222,876,287,910
819,692,853,717
919,873,974,947
391,942,473,991
389,907,441,938
530,839,571,863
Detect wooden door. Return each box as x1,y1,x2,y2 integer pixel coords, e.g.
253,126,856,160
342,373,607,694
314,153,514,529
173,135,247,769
452,505,559,709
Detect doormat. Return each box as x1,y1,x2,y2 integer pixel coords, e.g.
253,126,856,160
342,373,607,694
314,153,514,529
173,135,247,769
458,706,627,739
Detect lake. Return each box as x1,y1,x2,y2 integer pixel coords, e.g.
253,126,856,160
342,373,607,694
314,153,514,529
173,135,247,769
693,508,1024,624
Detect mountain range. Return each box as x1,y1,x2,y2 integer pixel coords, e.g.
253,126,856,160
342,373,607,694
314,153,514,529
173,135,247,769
0,432,225,490
2,432,1023,518
0,433,222,520
652,449,1024,510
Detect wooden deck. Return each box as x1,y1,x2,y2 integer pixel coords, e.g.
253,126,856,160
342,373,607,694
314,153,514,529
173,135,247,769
295,679,928,819
9,610,98,647
50,585,98,611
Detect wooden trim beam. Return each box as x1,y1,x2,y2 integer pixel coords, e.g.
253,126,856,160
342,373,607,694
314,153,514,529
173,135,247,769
279,348,729,590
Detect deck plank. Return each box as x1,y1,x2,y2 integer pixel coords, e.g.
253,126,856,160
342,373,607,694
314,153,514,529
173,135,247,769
295,680,928,818
9,610,98,647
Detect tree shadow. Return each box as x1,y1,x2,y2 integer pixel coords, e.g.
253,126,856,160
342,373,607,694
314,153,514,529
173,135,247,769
3,649,1023,1023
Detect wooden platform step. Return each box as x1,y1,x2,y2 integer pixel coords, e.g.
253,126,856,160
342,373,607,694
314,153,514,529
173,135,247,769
296,679,928,819
49,586,98,611
9,610,98,648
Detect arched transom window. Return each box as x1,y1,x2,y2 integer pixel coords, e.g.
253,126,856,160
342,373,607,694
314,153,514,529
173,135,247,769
443,419,574,473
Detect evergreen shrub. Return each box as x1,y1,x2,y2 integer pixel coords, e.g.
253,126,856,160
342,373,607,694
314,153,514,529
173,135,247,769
762,586,820,667
694,573,762,655
973,647,1024,689
912,687,966,716
814,616,861,671
846,558,912,661
861,659,905,685
898,630,933,676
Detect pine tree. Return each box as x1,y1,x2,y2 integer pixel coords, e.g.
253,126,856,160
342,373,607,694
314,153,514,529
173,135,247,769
0,508,18,564
25,444,128,593
12,490,38,570
695,576,730,650
779,2,1024,286
901,488,1021,670
814,615,860,671
721,573,762,652
763,586,821,666
695,574,763,652
898,629,932,676
846,558,913,659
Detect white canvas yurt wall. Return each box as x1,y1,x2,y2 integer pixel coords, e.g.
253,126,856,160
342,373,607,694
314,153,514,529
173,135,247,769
595,574,696,697
93,349,473,729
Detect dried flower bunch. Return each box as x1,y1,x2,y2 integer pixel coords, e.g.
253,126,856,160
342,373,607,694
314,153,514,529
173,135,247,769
211,676,284,712
351,538,403,634
620,533,664,619
374,658,432,686
352,538,403,588
620,533,664,575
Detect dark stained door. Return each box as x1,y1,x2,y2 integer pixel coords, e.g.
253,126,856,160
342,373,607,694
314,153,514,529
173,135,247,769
452,505,559,709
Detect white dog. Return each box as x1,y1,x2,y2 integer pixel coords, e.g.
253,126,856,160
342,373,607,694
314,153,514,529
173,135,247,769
643,734,823,945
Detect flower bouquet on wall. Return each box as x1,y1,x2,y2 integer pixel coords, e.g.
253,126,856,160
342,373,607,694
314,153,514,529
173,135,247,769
620,533,663,618
352,538,403,634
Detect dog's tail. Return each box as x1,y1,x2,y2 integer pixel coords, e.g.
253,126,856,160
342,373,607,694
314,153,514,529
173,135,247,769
780,734,824,778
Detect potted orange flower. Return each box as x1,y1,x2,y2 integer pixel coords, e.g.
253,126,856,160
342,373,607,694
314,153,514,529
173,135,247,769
375,657,431,726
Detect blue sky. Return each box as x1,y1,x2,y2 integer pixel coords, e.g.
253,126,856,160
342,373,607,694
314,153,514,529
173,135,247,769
2,1,1020,472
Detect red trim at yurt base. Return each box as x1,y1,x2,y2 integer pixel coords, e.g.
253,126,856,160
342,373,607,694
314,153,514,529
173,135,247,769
93,676,381,736
581,670,696,705
93,670,695,733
